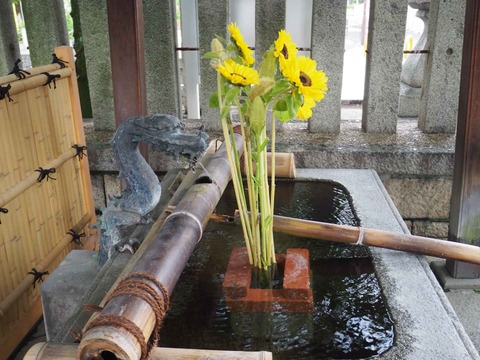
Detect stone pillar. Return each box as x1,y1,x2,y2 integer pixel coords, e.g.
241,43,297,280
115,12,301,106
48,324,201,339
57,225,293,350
144,0,181,117
0,0,21,74
198,0,229,130
362,0,408,133
22,0,69,66
418,0,466,133
77,0,115,130
309,0,346,134
398,1,429,118
255,0,286,64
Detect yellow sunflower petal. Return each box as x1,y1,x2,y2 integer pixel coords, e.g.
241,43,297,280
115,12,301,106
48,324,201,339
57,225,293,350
228,22,255,66
297,96,316,120
274,30,298,70
216,58,259,86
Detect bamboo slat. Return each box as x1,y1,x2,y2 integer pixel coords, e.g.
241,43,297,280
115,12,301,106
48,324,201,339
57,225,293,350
0,47,95,358
0,64,63,85
0,213,91,318
0,147,78,208
55,46,96,236
1,68,72,96
25,342,273,360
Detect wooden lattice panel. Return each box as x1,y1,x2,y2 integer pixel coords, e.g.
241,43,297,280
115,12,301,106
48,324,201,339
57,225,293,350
0,46,96,358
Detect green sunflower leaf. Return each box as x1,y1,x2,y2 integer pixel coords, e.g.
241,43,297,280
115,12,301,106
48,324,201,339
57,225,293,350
270,79,291,97
221,105,231,120
209,92,219,108
272,99,288,112
225,87,240,104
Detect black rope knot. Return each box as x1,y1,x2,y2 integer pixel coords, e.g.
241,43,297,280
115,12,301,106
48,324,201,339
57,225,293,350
9,58,30,80
0,207,8,224
28,268,49,288
35,167,56,182
72,144,88,160
0,84,13,102
67,229,86,246
51,53,68,69
42,72,61,89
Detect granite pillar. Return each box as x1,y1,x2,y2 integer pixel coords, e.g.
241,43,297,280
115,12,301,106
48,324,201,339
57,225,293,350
362,0,408,133
0,0,21,74
144,0,181,117
198,0,229,130
309,0,346,134
255,0,286,64
418,0,466,133
22,0,69,66
77,0,115,130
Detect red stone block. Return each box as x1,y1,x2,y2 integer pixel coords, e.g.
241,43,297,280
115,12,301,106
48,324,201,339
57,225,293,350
222,247,314,313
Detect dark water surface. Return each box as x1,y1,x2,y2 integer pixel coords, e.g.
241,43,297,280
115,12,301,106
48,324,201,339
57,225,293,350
159,180,394,359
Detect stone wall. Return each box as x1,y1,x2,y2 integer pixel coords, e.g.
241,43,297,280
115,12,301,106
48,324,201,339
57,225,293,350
86,117,454,239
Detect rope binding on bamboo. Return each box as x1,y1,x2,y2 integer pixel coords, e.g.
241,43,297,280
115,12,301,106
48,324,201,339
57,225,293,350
51,53,68,68
84,272,170,360
0,207,8,224
35,167,56,182
42,72,61,89
8,58,30,80
72,144,88,160
27,268,49,289
0,84,13,102
67,229,86,246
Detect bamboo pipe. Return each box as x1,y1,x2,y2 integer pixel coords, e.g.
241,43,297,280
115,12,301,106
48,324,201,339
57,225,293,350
6,68,72,96
0,147,78,208
0,213,91,318
242,152,296,178
0,63,63,85
269,215,480,265
78,135,244,360
102,140,220,296
25,342,272,360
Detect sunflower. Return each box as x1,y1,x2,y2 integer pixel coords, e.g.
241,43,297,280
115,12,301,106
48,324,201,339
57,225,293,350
274,30,298,73
216,58,259,86
294,56,328,102
297,96,316,120
228,22,255,66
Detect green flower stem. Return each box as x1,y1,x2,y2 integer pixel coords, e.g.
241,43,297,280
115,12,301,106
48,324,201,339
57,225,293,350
217,74,255,265
269,113,276,262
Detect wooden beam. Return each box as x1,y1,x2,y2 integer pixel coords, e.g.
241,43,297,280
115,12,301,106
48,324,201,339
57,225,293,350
106,0,147,125
446,0,480,278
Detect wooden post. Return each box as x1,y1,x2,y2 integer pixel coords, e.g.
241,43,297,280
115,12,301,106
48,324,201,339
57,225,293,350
106,0,147,124
446,0,480,279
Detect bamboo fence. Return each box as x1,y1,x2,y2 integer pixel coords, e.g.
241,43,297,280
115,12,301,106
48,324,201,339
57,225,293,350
0,46,96,359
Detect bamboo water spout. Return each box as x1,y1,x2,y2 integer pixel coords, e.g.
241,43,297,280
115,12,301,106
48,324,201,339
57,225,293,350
78,135,243,360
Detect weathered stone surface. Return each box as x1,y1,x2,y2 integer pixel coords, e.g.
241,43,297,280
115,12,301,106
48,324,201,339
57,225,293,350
362,0,408,133
382,177,452,219
0,0,20,74
22,0,69,66
255,0,286,64
418,0,466,133
90,174,106,210
144,0,181,117
412,220,449,239
198,0,228,130
309,0,346,133
77,0,115,130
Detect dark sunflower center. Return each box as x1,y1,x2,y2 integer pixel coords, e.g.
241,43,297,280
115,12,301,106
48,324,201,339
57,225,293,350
281,45,289,59
299,71,312,86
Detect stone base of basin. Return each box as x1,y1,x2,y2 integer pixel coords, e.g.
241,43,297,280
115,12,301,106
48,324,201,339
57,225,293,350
222,247,313,312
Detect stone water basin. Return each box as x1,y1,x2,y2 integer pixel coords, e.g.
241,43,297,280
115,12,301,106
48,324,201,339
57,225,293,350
157,169,477,359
